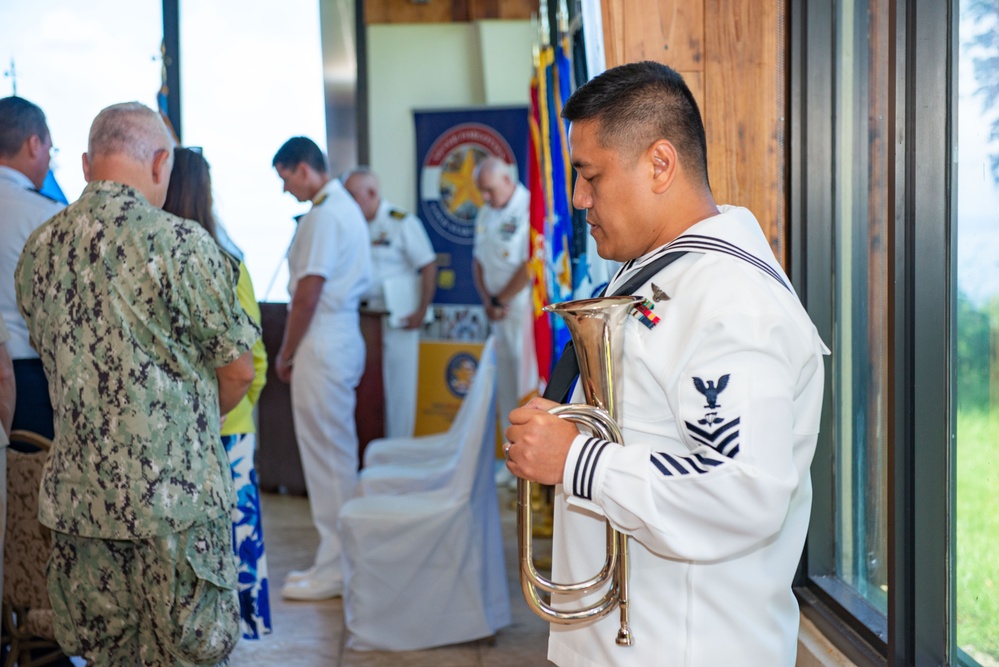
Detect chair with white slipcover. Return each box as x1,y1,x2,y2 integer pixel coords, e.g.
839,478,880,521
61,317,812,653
356,337,498,496
339,337,510,650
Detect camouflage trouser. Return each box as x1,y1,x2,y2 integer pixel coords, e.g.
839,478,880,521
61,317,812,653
46,515,240,666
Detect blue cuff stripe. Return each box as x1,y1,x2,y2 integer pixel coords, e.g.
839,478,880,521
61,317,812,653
574,438,613,500
583,440,611,499
573,437,600,498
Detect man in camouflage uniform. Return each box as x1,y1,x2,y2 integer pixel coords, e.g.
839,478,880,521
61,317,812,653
15,102,259,666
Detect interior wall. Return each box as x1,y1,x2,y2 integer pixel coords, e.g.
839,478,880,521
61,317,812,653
365,20,532,213
600,0,786,264
477,20,534,105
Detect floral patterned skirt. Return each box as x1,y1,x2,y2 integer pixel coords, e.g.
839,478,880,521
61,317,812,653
222,432,272,639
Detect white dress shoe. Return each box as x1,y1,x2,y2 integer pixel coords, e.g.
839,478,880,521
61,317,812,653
281,575,343,601
284,566,317,584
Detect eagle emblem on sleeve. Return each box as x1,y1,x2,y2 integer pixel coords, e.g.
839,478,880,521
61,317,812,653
693,374,730,409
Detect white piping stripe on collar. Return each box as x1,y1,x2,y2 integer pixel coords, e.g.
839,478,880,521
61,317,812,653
608,230,791,295
664,235,791,291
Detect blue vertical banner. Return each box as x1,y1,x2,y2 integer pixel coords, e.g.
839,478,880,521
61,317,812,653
414,107,529,306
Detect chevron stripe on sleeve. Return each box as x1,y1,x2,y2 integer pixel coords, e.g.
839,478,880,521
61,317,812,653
684,417,741,459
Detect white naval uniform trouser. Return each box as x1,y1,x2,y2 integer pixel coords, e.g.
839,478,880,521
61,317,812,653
290,310,365,581
493,289,530,431
380,320,419,439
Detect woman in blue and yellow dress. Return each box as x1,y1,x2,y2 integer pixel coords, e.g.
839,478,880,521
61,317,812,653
164,146,271,639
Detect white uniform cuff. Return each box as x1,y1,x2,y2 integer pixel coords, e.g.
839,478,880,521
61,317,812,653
562,434,620,504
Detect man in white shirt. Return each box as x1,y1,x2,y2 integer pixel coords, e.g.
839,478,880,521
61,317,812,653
504,61,828,667
0,97,64,442
343,167,437,439
472,157,531,434
272,137,372,601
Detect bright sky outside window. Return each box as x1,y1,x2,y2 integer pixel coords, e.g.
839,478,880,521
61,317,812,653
178,0,327,303
1,0,162,201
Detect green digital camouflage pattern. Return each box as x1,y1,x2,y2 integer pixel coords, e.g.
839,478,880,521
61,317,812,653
47,514,240,665
15,180,260,539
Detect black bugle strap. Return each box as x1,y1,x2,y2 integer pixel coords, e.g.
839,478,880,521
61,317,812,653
543,340,579,403
542,251,688,404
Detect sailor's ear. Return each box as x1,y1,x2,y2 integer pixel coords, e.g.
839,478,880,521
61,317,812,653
649,140,678,194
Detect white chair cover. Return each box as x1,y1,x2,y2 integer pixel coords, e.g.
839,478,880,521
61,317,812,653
357,337,498,496
361,337,498,470
340,338,511,650
362,431,451,467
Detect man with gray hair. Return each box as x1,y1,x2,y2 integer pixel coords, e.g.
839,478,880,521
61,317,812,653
0,96,64,442
344,166,437,439
16,102,259,666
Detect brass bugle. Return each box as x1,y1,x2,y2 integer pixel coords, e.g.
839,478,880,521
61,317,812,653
517,295,640,647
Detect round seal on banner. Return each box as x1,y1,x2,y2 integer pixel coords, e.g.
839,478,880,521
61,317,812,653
420,122,518,245
445,352,479,399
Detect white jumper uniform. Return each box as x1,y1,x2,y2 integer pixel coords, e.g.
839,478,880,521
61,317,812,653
472,183,531,428
287,179,371,582
361,199,436,438
0,165,64,361
548,206,829,667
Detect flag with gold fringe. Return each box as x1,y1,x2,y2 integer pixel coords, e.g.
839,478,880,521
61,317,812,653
532,4,573,379
527,50,553,388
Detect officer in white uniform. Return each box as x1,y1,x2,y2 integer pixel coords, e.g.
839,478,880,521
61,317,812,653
272,137,371,601
472,157,531,433
343,167,437,439
504,63,829,667
0,97,64,441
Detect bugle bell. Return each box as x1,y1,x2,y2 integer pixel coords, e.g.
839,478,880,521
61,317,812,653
517,295,640,646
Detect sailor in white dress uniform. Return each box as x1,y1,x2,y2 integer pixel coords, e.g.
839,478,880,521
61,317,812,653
472,158,532,433
273,139,371,601
504,62,829,667
344,168,437,438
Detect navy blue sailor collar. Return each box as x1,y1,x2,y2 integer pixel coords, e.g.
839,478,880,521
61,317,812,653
613,205,793,295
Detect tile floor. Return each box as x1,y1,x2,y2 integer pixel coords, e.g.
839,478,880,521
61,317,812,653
228,486,554,667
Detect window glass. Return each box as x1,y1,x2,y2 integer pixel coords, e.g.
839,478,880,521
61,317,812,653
178,0,327,303
955,1,999,663
830,0,890,614
0,1,163,201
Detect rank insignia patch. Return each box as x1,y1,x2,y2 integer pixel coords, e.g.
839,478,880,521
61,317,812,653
675,371,743,461
693,374,730,409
